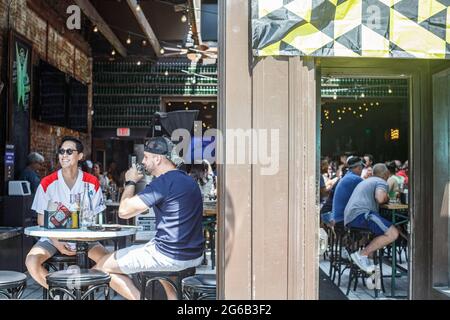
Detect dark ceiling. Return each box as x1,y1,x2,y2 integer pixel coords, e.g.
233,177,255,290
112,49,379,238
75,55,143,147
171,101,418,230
78,0,190,58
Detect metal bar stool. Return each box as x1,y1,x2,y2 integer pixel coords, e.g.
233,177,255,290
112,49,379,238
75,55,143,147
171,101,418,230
345,227,385,298
0,271,27,299
138,267,196,300
329,223,351,287
42,254,78,299
182,274,216,300
46,269,111,300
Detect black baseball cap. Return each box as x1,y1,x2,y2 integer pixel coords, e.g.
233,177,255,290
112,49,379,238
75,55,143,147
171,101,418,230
347,156,364,168
144,136,173,156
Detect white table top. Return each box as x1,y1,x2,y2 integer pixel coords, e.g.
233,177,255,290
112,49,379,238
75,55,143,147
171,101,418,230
24,225,137,241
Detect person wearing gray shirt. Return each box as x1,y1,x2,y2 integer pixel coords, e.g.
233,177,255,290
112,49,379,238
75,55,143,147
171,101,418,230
344,163,399,273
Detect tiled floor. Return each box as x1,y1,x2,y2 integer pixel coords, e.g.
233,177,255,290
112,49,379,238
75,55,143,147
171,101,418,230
15,246,216,300
319,250,409,300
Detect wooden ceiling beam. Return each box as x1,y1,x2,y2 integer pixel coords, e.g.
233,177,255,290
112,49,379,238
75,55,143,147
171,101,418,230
73,0,127,57
126,0,162,58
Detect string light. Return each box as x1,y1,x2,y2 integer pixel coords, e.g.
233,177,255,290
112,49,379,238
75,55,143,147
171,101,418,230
93,26,98,32
142,40,147,46
164,70,169,76
181,13,187,23
111,49,116,56
160,48,165,55
388,88,393,94
126,35,131,44
360,93,365,98
137,61,141,66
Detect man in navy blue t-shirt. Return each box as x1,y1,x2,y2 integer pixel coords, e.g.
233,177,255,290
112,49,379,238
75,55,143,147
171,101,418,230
329,156,364,226
94,137,204,300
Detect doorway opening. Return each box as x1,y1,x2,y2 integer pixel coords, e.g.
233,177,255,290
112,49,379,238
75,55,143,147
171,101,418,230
318,75,411,300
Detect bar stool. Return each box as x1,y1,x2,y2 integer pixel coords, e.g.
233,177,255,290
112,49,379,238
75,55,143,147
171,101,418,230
182,274,216,300
202,216,216,269
0,271,27,299
139,267,196,300
345,227,385,298
328,223,351,287
42,254,78,299
46,269,111,300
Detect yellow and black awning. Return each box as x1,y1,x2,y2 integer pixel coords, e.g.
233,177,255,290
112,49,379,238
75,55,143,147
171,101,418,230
252,0,450,59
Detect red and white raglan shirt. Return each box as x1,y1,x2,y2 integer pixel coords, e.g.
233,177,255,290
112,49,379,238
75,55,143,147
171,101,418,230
31,169,106,247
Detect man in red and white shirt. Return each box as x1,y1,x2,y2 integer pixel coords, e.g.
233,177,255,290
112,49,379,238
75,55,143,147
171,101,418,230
25,136,109,289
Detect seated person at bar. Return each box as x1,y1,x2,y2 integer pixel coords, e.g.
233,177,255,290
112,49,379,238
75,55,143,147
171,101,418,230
25,136,109,289
19,152,45,194
344,163,399,273
94,137,204,300
387,161,401,201
324,156,364,227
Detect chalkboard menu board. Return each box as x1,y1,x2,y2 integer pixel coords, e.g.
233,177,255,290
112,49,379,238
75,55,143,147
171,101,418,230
8,30,32,177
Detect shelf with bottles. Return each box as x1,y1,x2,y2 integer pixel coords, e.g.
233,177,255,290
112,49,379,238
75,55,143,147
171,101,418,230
320,78,408,86
95,105,159,117
94,86,218,96
94,118,154,128
321,86,408,98
94,79,217,86
93,96,161,106
94,61,217,75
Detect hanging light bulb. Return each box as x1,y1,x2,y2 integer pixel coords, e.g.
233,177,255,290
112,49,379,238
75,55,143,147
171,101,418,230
388,88,393,94
164,70,169,76
126,35,131,44
360,92,365,98
160,48,165,55
181,13,187,23
333,91,337,100
142,39,147,46
111,49,116,56
137,61,141,66
136,1,141,11
93,26,98,32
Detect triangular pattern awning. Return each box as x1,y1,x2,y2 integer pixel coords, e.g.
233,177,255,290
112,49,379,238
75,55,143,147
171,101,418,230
252,0,450,59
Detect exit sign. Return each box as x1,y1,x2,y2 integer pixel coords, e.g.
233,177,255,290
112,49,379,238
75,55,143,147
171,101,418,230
117,128,130,137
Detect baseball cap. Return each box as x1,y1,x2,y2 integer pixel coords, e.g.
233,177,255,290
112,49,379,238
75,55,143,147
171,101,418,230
346,156,364,168
144,136,173,156
144,137,183,167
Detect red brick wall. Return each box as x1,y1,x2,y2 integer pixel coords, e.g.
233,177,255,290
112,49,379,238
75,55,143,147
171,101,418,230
30,121,90,176
0,0,92,179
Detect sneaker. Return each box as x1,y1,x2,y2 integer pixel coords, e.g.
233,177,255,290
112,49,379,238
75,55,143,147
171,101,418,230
341,248,350,261
350,251,375,274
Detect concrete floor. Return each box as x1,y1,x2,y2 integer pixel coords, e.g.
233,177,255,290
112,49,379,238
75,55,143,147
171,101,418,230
16,246,216,300
319,250,409,300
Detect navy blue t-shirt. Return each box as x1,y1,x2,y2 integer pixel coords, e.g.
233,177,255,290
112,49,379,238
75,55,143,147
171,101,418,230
332,171,363,223
138,170,205,261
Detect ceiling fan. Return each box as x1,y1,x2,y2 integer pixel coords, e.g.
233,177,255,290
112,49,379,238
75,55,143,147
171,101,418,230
161,43,218,61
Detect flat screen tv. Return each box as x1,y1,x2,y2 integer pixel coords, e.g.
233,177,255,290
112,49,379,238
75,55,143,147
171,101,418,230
33,60,88,132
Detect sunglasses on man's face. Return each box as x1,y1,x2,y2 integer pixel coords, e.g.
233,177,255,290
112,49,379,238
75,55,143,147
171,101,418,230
58,148,78,156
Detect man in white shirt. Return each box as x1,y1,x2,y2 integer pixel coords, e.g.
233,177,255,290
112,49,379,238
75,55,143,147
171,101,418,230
25,136,109,289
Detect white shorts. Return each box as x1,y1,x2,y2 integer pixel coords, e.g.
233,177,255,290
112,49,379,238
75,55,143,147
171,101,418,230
115,239,203,275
